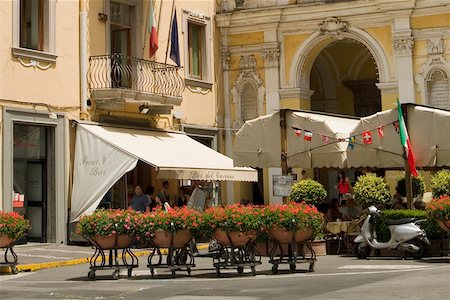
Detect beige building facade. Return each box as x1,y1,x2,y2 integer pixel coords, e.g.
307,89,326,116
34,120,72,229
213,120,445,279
216,0,450,204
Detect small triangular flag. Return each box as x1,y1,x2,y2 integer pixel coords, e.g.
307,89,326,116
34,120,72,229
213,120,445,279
321,135,329,143
363,131,372,145
304,131,312,141
377,126,384,138
292,127,302,137
393,121,400,133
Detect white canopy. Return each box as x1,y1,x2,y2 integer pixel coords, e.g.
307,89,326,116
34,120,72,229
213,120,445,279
233,105,450,170
71,124,257,222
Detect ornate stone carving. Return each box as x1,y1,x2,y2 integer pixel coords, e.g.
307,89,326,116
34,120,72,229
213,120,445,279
427,38,445,56
187,85,211,95
262,49,280,68
17,57,52,70
222,51,231,70
188,9,205,21
239,55,257,70
392,36,414,56
319,17,348,40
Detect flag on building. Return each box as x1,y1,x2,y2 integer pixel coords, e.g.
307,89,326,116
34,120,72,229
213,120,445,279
170,9,180,66
363,131,372,145
304,131,312,141
321,134,329,143
397,99,418,177
148,0,158,57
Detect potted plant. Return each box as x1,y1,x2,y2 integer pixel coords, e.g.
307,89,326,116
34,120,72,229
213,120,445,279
0,211,30,248
289,179,327,206
426,195,450,233
353,173,391,208
431,169,450,198
396,172,425,198
203,205,261,246
77,209,139,250
262,202,324,244
136,207,202,248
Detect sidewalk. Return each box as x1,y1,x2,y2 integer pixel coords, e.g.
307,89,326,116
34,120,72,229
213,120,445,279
0,242,207,274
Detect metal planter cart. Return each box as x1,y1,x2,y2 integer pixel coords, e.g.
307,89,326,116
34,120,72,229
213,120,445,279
86,236,139,280
269,239,316,274
212,233,261,277
0,245,18,274
146,229,195,278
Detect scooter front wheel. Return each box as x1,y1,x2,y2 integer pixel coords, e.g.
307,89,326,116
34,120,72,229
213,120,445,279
355,244,371,259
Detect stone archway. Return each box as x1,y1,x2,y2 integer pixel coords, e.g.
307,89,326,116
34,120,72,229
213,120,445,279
288,26,392,99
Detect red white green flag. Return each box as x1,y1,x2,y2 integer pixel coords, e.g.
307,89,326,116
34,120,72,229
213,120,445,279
397,99,418,177
148,0,158,57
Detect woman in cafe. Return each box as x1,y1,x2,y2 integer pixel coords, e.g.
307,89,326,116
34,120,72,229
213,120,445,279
335,170,352,205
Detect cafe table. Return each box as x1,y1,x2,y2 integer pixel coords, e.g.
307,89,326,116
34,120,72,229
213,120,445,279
326,220,360,254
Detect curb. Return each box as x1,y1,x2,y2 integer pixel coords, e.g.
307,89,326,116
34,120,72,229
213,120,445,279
0,244,208,274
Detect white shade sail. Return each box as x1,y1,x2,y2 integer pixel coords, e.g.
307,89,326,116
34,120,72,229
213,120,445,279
71,124,257,222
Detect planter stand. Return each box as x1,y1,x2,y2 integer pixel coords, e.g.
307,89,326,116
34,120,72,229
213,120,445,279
268,239,316,274
147,242,195,278
212,232,261,277
87,236,139,280
0,245,18,274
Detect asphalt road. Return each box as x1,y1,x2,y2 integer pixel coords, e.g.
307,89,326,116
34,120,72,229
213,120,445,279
1,255,449,300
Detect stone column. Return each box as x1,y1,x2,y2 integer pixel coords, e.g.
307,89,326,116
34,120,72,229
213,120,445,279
392,17,415,103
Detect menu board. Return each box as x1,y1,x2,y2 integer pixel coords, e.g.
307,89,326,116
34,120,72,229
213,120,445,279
273,175,294,197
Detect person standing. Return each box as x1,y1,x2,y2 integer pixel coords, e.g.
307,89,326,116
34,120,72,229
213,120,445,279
335,171,352,205
129,185,150,213
156,181,171,206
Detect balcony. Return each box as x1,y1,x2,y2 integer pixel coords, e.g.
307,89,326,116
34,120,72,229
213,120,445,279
88,54,184,114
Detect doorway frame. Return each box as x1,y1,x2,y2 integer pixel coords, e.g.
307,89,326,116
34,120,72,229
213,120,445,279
2,107,67,244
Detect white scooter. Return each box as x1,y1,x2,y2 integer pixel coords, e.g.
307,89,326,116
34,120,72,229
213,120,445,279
354,206,430,259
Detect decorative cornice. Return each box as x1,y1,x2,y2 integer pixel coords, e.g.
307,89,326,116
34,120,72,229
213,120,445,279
318,17,348,40
375,82,399,94
17,57,52,70
187,85,211,95
262,48,280,68
239,54,257,70
187,9,205,21
392,36,414,57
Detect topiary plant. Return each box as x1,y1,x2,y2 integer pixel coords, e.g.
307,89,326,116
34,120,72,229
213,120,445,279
396,172,425,197
353,173,391,208
431,169,450,198
289,179,327,206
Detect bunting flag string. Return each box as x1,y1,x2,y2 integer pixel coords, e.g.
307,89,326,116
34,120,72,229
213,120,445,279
288,118,401,147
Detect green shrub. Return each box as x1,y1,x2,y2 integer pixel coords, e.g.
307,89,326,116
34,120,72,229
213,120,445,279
353,173,390,208
431,169,450,198
396,173,425,197
375,209,445,242
289,179,327,206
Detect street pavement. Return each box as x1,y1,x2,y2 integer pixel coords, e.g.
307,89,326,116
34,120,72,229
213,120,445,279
0,243,449,299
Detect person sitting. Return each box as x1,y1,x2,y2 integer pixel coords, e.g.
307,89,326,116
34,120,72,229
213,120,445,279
145,186,161,211
156,181,171,206
339,197,362,220
391,188,405,210
176,187,190,207
326,198,343,222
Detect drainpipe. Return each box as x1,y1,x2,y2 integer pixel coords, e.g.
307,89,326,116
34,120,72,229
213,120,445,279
80,0,88,120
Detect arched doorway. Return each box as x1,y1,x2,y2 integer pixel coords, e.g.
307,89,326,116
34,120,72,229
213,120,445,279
310,39,381,117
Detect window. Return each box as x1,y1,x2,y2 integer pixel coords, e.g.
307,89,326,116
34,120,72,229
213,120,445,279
188,22,204,79
12,0,56,63
182,10,211,85
20,0,47,51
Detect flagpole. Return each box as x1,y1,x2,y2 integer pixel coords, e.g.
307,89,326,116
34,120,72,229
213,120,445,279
142,0,150,57
402,103,414,209
165,0,176,65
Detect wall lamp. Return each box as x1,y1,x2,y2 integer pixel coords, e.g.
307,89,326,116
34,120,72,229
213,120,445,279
139,105,150,114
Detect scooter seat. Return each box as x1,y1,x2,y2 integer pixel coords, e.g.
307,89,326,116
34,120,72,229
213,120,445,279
385,218,415,225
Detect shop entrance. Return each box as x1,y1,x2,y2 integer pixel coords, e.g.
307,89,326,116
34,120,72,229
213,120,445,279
13,124,50,243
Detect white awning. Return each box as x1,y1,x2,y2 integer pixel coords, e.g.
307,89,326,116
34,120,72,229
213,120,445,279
70,124,257,222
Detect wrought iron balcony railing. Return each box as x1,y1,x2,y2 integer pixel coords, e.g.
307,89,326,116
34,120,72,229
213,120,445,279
88,54,184,103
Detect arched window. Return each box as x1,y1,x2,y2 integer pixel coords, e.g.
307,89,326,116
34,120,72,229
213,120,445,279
241,83,258,121
427,69,450,109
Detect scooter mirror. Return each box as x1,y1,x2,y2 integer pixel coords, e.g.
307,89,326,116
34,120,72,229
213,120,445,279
368,206,378,213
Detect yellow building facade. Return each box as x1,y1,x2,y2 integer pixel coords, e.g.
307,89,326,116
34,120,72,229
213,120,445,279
216,0,450,204
1,0,220,244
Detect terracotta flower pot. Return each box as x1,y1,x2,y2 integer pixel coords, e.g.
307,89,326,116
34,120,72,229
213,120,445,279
90,234,133,250
437,220,450,233
0,235,15,248
213,230,256,246
269,226,313,244
152,229,192,248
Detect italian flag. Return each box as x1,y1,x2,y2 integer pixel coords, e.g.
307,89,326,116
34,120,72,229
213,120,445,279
148,0,158,57
397,99,418,177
